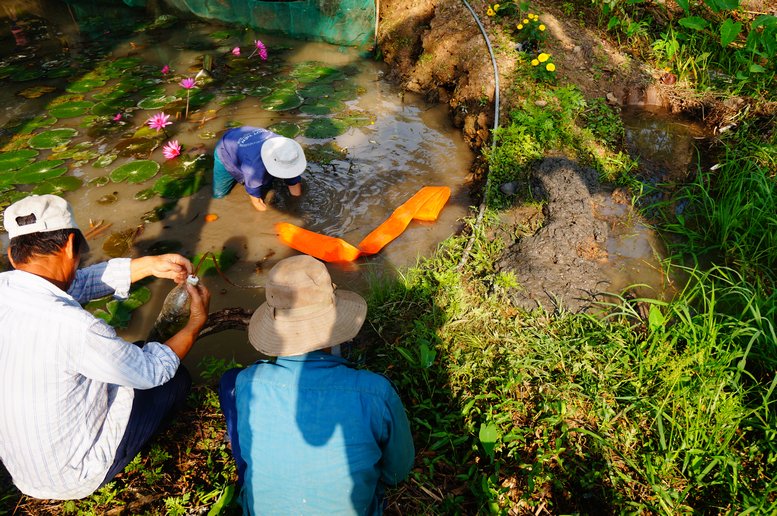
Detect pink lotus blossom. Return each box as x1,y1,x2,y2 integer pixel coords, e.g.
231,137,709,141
147,112,172,132
162,140,182,160
180,77,196,89
113,113,122,121
161,65,170,75
248,39,267,60
231,46,241,56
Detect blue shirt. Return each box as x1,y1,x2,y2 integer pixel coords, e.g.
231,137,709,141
215,127,299,197
234,352,415,515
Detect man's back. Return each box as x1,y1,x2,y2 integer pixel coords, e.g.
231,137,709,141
234,351,414,515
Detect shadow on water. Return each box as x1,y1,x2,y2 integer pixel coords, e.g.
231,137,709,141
0,1,474,380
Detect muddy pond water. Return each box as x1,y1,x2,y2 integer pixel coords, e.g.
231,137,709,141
0,3,473,376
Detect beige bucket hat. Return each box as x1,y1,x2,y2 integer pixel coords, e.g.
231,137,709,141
248,255,367,356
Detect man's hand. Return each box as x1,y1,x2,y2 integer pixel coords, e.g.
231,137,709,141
186,282,211,330
130,254,193,284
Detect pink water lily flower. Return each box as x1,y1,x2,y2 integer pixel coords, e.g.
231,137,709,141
147,112,172,132
231,46,241,56
161,65,170,75
180,77,196,89
162,140,182,160
248,39,267,60
113,113,122,121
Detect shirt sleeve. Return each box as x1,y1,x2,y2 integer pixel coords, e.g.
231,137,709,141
378,386,415,485
74,317,180,390
67,258,132,303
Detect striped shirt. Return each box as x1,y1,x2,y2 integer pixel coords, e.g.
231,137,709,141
0,259,180,499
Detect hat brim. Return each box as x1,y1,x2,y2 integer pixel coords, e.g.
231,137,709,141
248,289,366,356
260,137,307,179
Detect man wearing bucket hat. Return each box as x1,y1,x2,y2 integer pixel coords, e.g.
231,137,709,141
212,126,306,212
218,255,415,514
0,194,211,500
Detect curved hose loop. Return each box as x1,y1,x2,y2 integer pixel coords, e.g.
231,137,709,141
456,0,500,270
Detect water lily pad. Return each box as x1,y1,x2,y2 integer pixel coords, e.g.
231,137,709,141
247,86,271,97
45,67,74,79
134,188,157,201
92,286,151,328
87,175,111,187
109,56,143,71
137,95,178,110
329,84,365,102
32,176,83,195
290,63,345,83
92,98,135,116
28,128,78,149
140,201,177,222
336,110,375,128
304,118,348,138
208,30,234,40
11,69,44,82
97,193,119,205
219,93,246,106
192,248,238,277
49,101,93,118
102,226,143,258
152,171,204,199
110,160,160,183
93,154,118,168
50,142,96,161
92,88,129,102
13,160,68,184
268,121,302,138
260,90,303,111
17,85,57,99
114,138,159,158
300,97,346,115
0,149,39,171
66,78,107,93
0,64,22,79
12,115,58,136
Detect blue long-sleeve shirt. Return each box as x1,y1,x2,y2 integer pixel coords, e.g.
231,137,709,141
234,352,415,515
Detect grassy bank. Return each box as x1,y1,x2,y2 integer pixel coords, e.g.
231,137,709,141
2,0,776,514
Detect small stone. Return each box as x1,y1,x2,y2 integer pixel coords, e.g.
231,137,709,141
573,45,582,53
606,92,619,104
500,181,519,195
535,100,548,107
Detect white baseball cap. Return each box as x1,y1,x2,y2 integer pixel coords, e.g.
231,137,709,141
261,136,307,179
3,194,81,240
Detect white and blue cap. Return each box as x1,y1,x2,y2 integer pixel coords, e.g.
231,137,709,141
3,194,83,243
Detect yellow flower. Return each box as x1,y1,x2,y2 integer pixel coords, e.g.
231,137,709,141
494,3,500,10
533,14,540,20
531,59,539,66
517,24,524,29
523,18,529,24
487,7,495,16
538,53,550,62
546,63,556,72
539,24,546,31
528,12,535,17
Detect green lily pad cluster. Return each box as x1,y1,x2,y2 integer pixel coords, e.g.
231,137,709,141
88,286,151,329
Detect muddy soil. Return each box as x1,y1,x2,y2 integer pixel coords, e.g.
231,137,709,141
496,158,612,312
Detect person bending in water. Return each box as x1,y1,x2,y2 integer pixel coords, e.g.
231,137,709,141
212,126,306,212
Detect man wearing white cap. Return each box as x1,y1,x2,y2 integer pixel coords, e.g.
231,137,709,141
212,126,306,212
218,255,415,514
0,194,211,500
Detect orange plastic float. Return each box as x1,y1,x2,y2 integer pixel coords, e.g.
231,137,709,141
276,186,451,263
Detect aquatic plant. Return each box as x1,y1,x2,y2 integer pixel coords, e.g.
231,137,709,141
231,47,240,56
161,65,170,75
180,77,197,119
146,112,172,137
162,140,182,160
113,113,122,121
248,39,268,60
